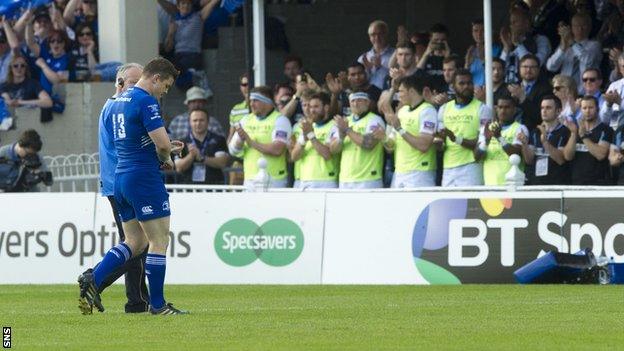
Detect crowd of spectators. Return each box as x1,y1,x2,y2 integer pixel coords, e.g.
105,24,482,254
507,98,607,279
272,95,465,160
171,0,624,188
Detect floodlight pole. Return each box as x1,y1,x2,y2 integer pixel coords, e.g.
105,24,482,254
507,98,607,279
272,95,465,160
484,0,493,109
252,0,266,86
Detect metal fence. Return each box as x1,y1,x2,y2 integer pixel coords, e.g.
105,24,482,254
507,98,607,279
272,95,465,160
43,153,100,192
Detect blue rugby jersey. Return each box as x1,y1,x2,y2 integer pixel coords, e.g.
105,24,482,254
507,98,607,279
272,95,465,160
110,87,165,174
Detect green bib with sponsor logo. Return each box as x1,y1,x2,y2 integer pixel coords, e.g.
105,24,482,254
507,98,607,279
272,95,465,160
242,109,287,180
442,99,482,169
340,111,384,182
229,100,250,126
484,121,524,185
395,102,437,173
300,120,339,181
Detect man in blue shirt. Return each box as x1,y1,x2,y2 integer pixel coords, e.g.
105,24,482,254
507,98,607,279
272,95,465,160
78,62,149,315
79,57,187,315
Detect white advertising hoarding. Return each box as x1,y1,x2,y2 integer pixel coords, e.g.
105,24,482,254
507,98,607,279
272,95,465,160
0,193,97,283
1,192,325,284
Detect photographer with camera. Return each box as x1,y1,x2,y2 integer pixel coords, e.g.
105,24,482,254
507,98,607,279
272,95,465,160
0,129,52,192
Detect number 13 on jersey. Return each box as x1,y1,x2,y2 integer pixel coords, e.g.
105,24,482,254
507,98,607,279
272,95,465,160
113,113,126,139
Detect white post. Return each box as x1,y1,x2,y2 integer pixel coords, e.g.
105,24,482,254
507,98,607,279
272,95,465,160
483,0,493,109
252,0,266,86
98,0,158,64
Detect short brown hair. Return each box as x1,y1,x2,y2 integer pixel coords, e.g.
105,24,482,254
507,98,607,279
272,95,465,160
251,86,274,101
142,57,179,81
309,91,330,105
18,129,42,152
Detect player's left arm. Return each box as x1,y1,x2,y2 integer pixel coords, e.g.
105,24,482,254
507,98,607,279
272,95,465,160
142,98,173,167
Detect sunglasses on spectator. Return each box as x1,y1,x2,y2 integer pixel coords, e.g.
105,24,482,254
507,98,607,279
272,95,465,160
82,0,95,4
553,86,565,91
50,38,64,44
79,31,93,37
240,82,248,87
12,63,26,68
582,77,597,82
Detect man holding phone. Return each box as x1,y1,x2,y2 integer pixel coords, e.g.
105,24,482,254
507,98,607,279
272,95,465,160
416,23,452,95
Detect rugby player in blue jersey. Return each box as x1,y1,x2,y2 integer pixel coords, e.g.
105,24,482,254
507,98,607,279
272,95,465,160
79,63,153,315
79,57,187,315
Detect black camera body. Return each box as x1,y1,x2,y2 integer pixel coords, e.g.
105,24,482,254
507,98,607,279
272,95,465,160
0,154,53,192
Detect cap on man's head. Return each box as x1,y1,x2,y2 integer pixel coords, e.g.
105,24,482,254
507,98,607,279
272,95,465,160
184,86,211,104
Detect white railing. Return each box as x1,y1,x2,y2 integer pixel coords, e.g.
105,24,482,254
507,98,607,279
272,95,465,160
43,153,100,192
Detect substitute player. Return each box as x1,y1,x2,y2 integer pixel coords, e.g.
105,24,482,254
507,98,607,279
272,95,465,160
79,57,187,315
383,75,438,188
78,63,153,315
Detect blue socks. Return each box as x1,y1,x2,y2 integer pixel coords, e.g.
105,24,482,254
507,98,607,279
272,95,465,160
93,243,132,287
145,253,167,309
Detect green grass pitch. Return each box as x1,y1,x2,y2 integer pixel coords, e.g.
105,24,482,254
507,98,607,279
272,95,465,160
1,285,623,350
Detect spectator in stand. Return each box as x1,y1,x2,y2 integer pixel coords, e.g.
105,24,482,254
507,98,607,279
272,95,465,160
520,95,573,185
0,55,53,110
68,22,96,82
465,19,501,88
475,95,528,185
563,95,614,185
410,31,429,63
66,23,120,82
508,54,552,132
282,55,303,90
337,62,381,116
27,28,68,115
431,54,460,106
228,86,292,188
63,0,98,34
0,29,13,85
436,69,492,186
609,118,624,183
290,91,340,189
173,108,229,184
357,20,394,90
168,86,224,140
331,91,385,189
417,23,451,94
385,41,419,90
476,57,509,105
500,6,551,84
546,12,602,92
552,74,580,122
227,73,250,143
378,41,419,114
160,0,220,90
603,52,624,128
580,67,611,125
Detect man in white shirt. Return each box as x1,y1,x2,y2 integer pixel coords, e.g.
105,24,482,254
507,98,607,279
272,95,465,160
546,13,602,93
357,20,394,90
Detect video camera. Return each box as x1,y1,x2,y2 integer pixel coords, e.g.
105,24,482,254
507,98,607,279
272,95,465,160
0,154,53,192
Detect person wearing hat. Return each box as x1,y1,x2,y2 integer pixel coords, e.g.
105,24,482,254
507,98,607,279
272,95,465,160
167,86,224,140
228,85,292,188
331,91,386,189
